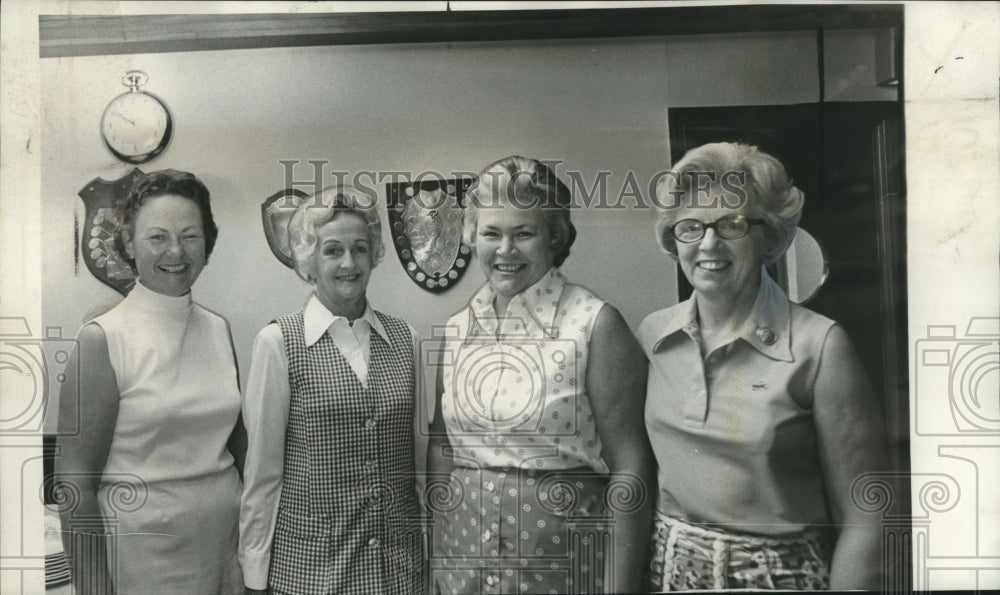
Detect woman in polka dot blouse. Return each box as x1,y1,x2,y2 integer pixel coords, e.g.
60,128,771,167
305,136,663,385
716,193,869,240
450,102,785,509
427,156,655,594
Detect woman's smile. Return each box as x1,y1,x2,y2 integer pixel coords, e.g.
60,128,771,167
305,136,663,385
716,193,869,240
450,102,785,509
675,203,764,303
694,259,730,272
311,213,373,317
125,194,207,297
493,262,527,274
474,202,555,305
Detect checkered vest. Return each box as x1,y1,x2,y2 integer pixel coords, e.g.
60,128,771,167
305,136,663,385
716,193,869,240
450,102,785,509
268,310,424,595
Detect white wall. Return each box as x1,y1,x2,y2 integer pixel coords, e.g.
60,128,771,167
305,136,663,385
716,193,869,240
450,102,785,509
40,30,890,427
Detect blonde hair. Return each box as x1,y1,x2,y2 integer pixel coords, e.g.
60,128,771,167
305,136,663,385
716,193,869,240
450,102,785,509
287,185,384,283
654,142,803,263
462,156,577,267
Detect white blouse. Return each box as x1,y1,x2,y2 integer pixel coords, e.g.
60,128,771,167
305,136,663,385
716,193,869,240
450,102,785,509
439,268,610,473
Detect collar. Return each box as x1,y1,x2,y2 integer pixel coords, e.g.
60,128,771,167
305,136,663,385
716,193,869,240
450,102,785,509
128,278,193,310
651,270,793,362
302,293,388,347
466,267,565,341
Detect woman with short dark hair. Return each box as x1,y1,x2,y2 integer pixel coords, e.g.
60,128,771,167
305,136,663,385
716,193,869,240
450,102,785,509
56,169,245,594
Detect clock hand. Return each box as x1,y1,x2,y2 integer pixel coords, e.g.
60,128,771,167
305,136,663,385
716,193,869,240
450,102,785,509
112,111,136,125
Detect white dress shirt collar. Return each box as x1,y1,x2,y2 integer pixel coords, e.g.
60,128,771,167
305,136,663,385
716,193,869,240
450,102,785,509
302,293,389,347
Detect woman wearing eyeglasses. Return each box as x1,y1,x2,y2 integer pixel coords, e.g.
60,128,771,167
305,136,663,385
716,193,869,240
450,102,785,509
637,142,888,591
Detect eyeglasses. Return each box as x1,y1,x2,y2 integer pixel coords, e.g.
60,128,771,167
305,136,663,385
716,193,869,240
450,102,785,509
668,214,766,243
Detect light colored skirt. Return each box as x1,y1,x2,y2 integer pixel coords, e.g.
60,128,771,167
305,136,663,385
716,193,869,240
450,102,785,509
644,512,830,591
98,467,243,594
431,466,611,595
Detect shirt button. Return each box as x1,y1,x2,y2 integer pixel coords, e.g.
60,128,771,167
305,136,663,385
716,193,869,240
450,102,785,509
486,481,495,492
365,459,376,470
365,418,376,429
482,529,492,542
486,574,496,587
756,327,777,345
368,537,380,548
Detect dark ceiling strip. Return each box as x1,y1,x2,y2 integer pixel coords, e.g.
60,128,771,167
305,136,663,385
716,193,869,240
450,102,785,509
39,5,903,59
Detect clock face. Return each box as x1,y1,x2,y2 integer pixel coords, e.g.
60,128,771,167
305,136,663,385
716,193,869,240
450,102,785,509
100,91,172,164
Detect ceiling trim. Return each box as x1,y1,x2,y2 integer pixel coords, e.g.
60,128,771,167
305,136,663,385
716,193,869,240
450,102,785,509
39,5,903,58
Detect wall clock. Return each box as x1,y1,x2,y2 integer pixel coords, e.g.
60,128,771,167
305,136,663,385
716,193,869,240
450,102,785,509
100,70,172,164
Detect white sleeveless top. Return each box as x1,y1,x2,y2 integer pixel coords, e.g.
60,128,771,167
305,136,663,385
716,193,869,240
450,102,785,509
440,268,609,473
92,281,241,485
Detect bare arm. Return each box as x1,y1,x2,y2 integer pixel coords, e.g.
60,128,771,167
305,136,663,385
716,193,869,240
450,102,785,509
55,323,118,594
228,413,249,482
587,305,655,594
813,324,889,590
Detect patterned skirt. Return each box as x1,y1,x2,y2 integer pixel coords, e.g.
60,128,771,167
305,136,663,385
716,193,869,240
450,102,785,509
430,466,611,595
644,512,831,591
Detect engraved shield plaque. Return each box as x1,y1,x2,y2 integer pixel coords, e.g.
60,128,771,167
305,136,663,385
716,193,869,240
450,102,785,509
387,177,474,293
78,168,143,295
261,188,310,268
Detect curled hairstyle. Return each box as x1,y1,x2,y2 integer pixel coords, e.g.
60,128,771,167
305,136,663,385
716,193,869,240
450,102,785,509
114,169,219,271
462,156,577,267
287,185,384,283
654,142,804,263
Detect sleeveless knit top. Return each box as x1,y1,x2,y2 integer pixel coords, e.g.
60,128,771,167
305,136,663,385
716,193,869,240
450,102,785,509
92,281,240,486
638,273,838,536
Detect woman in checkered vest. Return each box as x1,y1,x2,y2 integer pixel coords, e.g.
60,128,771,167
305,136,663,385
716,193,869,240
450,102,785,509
239,186,425,594
426,156,656,594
